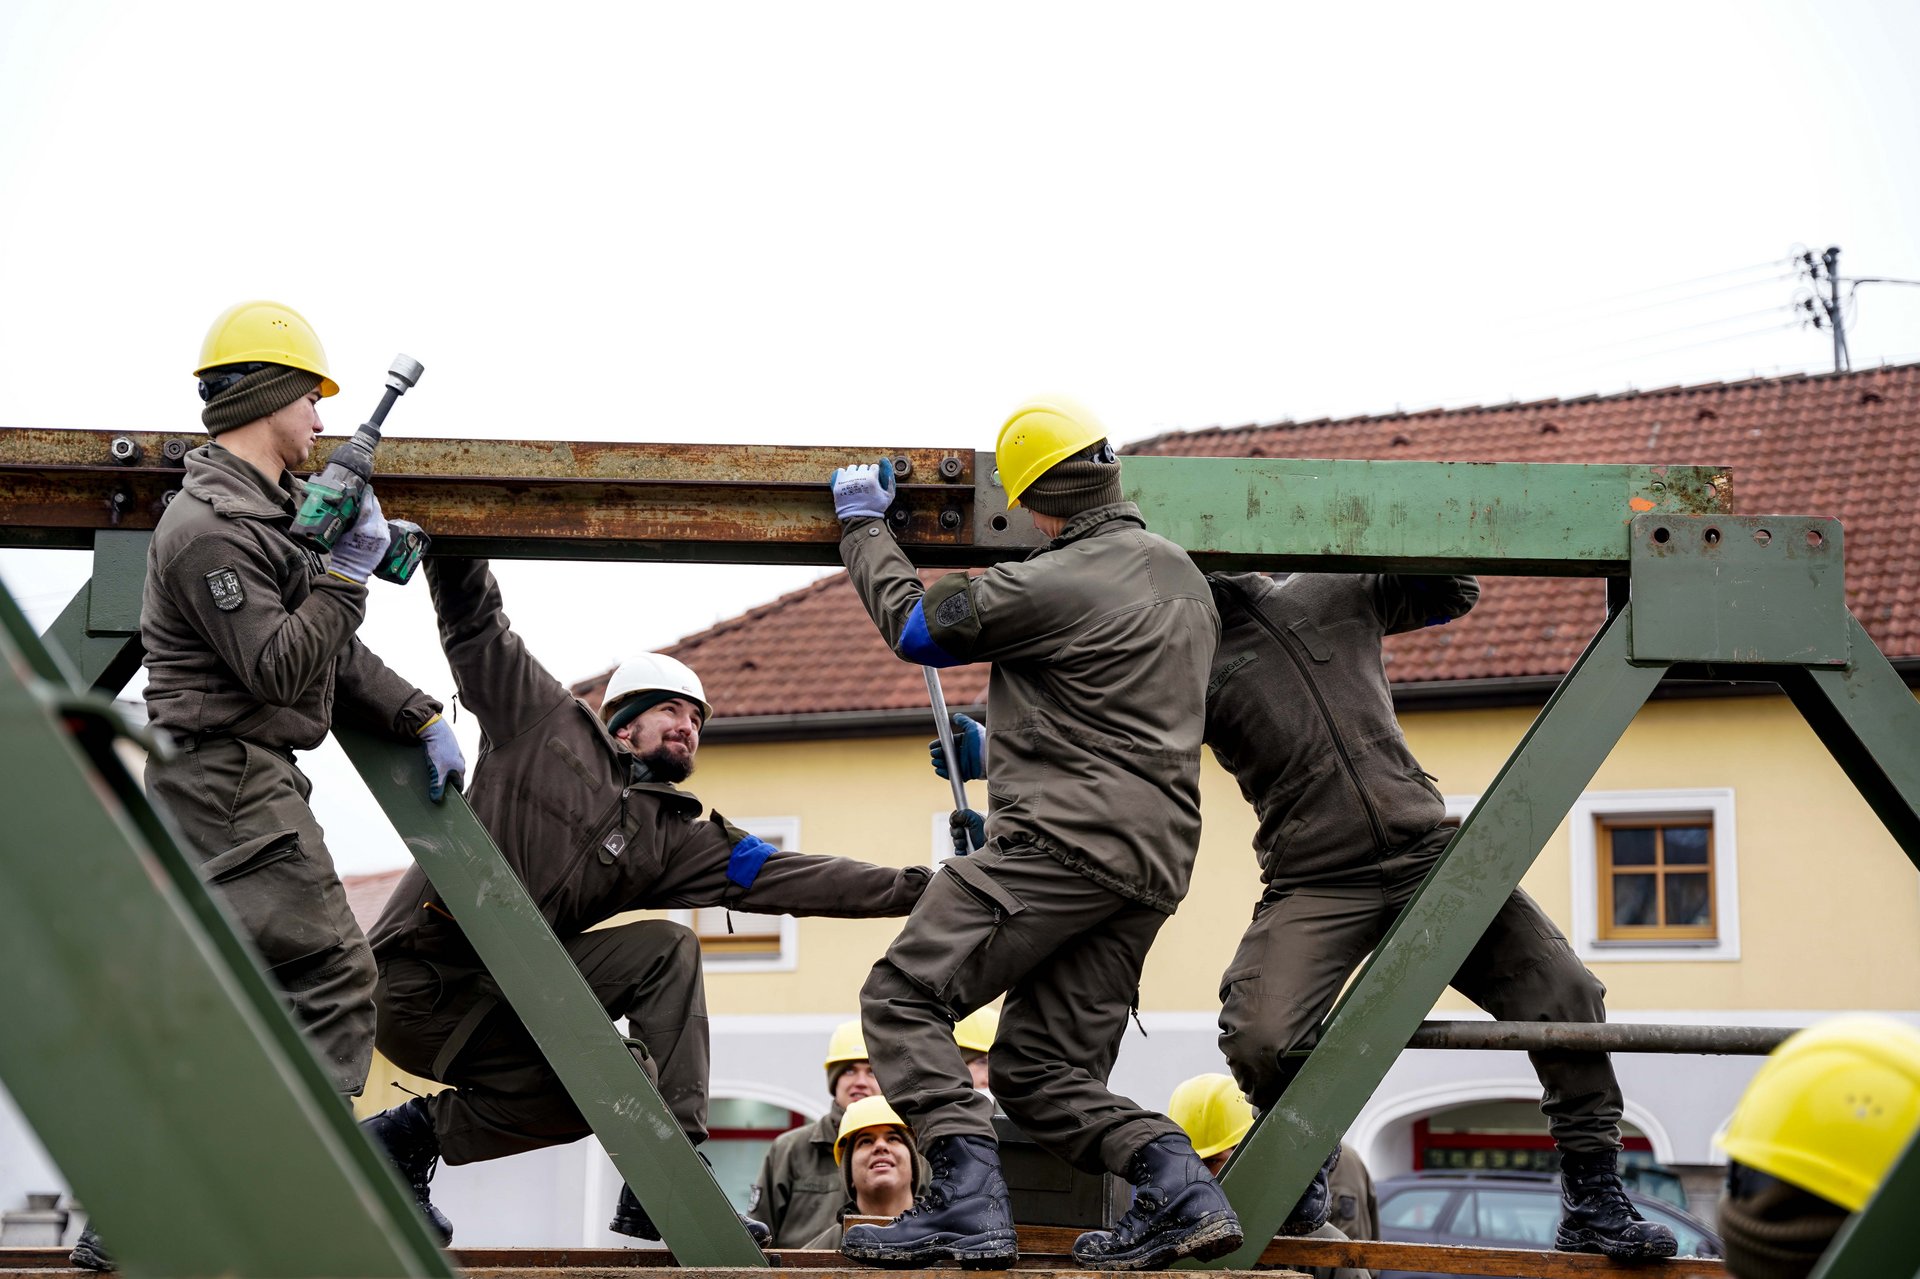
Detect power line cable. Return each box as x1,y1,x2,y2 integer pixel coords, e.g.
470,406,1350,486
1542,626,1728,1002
1581,303,1799,352
1534,257,1796,314
1540,271,1799,330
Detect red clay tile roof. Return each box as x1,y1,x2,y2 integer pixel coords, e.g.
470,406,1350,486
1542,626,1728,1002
343,868,406,933
576,365,1920,718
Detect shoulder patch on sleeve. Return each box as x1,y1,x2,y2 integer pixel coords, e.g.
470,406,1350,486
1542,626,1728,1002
934,590,973,627
205,566,245,612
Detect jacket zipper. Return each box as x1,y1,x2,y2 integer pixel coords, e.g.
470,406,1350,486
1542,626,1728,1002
1226,581,1391,854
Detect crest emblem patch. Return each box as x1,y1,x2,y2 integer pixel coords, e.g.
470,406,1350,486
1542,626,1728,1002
934,590,973,627
205,567,245,612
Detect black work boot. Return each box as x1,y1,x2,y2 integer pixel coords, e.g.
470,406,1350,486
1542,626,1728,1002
1556,1149,1678,1260
69,1224,114,1272
361,1096,455,1245
1071,1133,1244,1271
841,1133,1018,1268
611,1182,771,1247
1279,1146,1340,1236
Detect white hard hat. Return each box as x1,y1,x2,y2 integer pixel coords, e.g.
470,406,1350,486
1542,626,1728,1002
600,653,712,727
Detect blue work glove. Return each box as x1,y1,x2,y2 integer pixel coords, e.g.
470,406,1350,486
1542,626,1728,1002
326,488,392,584
949,808,986,857
417,714,466,802
829,459,896,521
929,713,986,783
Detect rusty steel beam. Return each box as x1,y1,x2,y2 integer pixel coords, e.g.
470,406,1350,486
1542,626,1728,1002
0,427,1732,573
0,430,983,566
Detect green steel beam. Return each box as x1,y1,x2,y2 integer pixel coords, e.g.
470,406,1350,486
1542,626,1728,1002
1206,607,1668,1265
1106,457,1730,575
0,586,454,1279
1775,614,1920,870
1810,1126,1920,1279
336,727,769,1267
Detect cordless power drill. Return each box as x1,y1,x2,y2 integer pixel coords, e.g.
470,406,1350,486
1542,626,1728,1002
289,353,431,584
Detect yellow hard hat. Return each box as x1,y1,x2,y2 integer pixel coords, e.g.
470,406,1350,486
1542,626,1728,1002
1168,1073,1254,1160
954,1006,1000,1056
995,396,1108,509
834,1094,910,1166
195,300,339,397
824,1018,868,1074
1719,1015,1920,1212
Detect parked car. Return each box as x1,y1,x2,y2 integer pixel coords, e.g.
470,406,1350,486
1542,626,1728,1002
1374,1170,1721,1279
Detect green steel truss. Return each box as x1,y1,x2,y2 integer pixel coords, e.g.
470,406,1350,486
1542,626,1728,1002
4,454,1916,1279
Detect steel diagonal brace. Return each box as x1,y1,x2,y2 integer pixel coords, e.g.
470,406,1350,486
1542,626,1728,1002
0,584,454,1279
336,727,769,1267
1201,606,1667,1267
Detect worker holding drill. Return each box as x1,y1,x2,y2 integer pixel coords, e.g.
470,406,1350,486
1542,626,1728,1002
73,303,463,1271
831,397,1240,1271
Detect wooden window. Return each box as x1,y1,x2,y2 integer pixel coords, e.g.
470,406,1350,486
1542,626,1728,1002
1595,815,1715,941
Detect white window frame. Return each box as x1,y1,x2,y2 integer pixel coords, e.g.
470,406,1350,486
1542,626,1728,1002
1568,788,1739,962
931,810,961,868
669,815,800,973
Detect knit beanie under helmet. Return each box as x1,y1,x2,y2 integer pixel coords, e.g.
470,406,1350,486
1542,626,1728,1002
201,364,324,435
1020,440,1122,518
1717,1168,1850,1279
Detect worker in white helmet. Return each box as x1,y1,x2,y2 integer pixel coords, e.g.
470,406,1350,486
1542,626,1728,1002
363,561,932,1246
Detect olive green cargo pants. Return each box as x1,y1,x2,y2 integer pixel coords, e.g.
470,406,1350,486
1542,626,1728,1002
861,841,1183,1176
375,920,709,1165
147,736,378,1096
1218,827,1622,1153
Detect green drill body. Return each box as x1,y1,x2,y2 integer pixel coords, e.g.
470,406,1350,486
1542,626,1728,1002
290,358,428,583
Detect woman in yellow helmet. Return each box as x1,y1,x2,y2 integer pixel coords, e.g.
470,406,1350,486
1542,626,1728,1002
806,1096,923,1251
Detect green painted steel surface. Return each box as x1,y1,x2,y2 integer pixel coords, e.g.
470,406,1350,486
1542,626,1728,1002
1206,608,1669,1266
1810,1127,1920,1279
1629,515,1849,665
336,727,769,1267
1,587,453,1279
36,531,146,689
1776,617,1920,868
1118,457,1731,575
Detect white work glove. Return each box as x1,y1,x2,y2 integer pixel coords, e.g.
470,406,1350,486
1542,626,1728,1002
829,460,896,522
327,488,392,583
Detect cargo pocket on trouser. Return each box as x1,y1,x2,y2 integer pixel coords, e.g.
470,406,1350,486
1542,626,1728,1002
882,854,1028,1010
200,828,346,970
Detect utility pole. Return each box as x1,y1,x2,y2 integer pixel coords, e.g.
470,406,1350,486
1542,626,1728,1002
1800,245,1851,372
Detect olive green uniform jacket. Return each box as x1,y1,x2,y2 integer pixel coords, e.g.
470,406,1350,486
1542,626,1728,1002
142,443,439,749
841,502,1218,912
1204,572,1478,886
368,558,933,1075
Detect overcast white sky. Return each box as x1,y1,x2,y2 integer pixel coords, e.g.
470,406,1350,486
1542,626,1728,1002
3,1,1918,872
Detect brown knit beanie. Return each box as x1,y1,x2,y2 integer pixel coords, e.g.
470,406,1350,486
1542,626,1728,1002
200,364,324,435
1717,1166,1849,1279
1021,439,1122,518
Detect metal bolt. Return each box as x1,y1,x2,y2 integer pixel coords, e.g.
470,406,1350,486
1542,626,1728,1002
892,456,914,479
108,436,141,465
938,456,964,480
939,508,962,530
161,489,178,506
888,506,910,527
162,438,188,462
108,488,132,526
